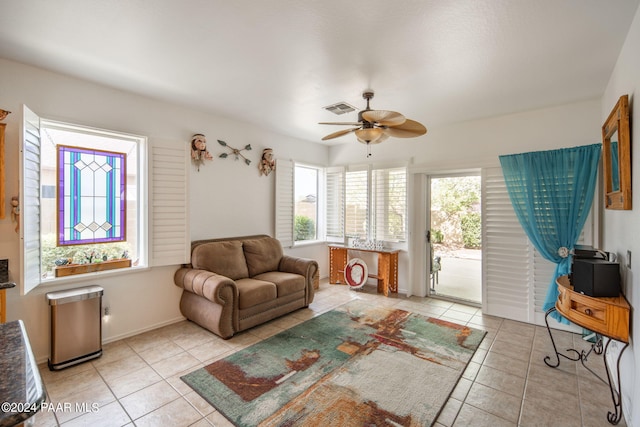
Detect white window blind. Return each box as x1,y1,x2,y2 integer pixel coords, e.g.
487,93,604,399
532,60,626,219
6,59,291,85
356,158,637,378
275,158,294,247
372,167,407,242
345,169,368,239
482,167,532,322
150,140,190,266
483,166,594,326
325,166,344,242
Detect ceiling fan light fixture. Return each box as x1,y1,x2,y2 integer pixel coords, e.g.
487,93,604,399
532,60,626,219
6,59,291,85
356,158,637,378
355,127,383,143
319,89,427,156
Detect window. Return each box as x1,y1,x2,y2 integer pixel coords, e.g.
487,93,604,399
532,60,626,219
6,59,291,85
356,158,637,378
20,106,190,294
39,122,140,279
328,165,407,243
275,159,406,247
294,165,318,242
275,159,324,247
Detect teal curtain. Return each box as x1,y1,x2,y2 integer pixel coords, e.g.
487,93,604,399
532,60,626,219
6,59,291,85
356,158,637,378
499,144,601,323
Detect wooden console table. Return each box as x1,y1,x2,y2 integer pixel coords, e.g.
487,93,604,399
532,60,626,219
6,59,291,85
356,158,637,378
544,275,630,425
328,245,399,296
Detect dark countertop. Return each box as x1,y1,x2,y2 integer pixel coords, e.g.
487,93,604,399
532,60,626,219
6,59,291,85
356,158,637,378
0,283,16,290
0,320,46,427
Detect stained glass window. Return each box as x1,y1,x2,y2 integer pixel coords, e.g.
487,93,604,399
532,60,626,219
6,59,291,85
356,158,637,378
57,145,126,245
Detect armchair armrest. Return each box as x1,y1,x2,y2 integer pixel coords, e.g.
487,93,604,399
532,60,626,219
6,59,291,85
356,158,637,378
279,255,319,304
174,268,238,306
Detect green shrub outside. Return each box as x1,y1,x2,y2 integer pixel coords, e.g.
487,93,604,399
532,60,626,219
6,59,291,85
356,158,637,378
294,216,316,241
460,212,481,248
41,234,131,275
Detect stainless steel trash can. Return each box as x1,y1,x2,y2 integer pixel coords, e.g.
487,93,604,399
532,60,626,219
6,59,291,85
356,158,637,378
47,286,103,370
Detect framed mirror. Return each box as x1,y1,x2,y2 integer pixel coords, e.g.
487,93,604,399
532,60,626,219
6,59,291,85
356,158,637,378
602,94,631,210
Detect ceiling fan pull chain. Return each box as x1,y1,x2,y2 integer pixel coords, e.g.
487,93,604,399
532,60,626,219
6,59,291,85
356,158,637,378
367,142,372,158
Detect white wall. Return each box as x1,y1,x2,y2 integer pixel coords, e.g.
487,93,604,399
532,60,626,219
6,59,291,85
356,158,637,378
602,4,640,426
0,58,328,361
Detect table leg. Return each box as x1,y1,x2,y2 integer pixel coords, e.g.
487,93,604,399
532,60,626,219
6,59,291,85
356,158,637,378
604,340,628,425
543,307,627,425
329,247,347,284
377,253,389,296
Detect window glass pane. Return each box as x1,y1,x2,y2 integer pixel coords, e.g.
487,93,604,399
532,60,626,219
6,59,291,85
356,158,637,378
57,146,126,245
294,165,318,241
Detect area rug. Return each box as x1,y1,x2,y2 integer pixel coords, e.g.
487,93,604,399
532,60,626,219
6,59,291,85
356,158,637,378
181,300,486,426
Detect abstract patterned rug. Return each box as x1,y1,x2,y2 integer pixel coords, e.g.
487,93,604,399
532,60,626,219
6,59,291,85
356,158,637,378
182,300,486,426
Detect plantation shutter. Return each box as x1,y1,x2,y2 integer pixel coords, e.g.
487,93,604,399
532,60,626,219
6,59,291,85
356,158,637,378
20,105,42,295
150,139,190,266
372,166,407,242
345,168,368,239
482,167,532,322
484,166,595,326
325,166,344,242
275,158,294,247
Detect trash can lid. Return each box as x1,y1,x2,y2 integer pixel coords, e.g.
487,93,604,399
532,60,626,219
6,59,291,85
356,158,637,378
46,285,104,305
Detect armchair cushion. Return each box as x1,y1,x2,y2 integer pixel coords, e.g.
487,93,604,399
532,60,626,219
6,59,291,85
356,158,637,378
235,278,277,309
243,237,283,277
191,240,249,280
253,271,305,297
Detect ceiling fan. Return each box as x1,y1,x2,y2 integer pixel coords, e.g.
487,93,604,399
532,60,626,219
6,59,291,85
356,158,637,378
319,90,427,156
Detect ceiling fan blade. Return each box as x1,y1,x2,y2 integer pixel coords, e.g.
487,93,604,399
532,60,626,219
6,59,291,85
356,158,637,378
319,121,363,126
357,133,389,145
383,119,427,138
361,110,406,126
322,127,360,141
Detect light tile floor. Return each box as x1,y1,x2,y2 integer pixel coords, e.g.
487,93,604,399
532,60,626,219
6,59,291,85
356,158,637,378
30,280,625,427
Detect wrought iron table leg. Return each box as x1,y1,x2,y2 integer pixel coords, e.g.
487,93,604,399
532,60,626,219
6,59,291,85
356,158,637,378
543,307,628,425
543,307,580,368
603,340,628,425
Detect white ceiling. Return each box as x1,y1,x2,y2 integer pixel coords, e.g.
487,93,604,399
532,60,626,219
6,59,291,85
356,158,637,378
1,0,638,145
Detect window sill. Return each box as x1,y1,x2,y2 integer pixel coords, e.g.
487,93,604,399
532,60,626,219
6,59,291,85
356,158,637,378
54,259,132,277
293,240,326,248
40,264,151,288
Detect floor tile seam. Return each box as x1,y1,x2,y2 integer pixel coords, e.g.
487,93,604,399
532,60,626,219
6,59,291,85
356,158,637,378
72,399,133,427
122,384,186,423
469,372,527,400
90,362,139,423
438,396,464,426
472,373,526,400
511,334,536,427
457,397,519,425
520,340,582,421
91,340,139,369
484,348,532,366
182,389,216,419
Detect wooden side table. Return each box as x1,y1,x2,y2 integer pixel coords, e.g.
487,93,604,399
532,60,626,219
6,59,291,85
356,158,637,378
328,245,399,296
544,275,630,425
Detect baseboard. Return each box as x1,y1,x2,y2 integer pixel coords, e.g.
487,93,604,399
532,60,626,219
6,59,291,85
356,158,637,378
36,315,187,365
102,315,187,345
